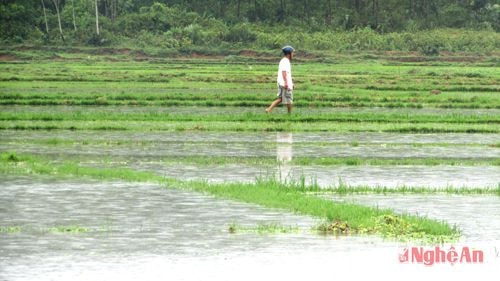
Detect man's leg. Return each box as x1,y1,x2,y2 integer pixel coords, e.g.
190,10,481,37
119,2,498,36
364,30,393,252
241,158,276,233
285,89,293,113
266,98,282,113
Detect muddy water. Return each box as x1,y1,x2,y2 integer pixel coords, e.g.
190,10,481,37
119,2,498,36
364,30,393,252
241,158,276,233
1,132,499,159
2,105,500,116
127,162,500,188
1,130,499,145
0,176,318,258
0,176,376,279
2,141,497,159
1,176,498,281
1,130,498,188
325,194,500,241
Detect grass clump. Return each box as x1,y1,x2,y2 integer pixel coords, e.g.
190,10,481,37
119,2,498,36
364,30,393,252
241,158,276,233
187,178,458,242
315,221,351,234
0,226,22,233
228,223,299,234
47,225,90,234
1,152,21,162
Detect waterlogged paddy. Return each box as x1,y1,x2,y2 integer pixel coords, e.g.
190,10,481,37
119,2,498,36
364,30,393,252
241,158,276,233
327,194,500,241
1,176,498,281
2,141,497,159
132,163,500,188
1,130,498,188
1,51,499,280
0,176,319,257
1,130,498,145
2,105,500,116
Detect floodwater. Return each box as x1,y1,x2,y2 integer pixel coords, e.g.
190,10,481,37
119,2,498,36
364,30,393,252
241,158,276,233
2,130,499,145
326,194,500,241
1,129,499,279
1,130,498,188
127,162,500,188
2,105,500,116
2,140,497,159
1,176,498,281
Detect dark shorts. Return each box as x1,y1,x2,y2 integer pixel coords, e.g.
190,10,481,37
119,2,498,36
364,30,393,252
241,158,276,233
277,86,293,104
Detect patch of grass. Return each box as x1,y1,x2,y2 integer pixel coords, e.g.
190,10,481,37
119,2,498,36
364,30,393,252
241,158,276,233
1,120,497,133
196,178,459,242
315,220,352,234
0,226,22,233
20,154,491,167
292,156,498,166
315,179,500,195
0,224,114,234
228,223,300,234
46,225,90,234
0,54,498,111
2,110,498,124
1,152,21,162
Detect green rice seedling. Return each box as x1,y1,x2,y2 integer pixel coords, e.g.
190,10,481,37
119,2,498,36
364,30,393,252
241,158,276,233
46,225,90,234
0,226,22,233
228,223,300,234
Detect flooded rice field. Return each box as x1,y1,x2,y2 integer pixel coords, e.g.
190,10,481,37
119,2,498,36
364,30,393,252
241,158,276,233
2,105,500,116
2,130,499,144
1,138,497,159
327,194,500,241
1,130,499,188
1,129,499,280
124,162,499,188
1,176,498,281
0,176,319,258
1,49,499,280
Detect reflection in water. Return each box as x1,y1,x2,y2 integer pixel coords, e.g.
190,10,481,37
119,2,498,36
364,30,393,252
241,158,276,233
276,132,293,181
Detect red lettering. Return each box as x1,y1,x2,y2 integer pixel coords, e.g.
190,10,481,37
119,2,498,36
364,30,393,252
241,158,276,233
460,247,471,263
411,247,424,263
423,250,434,266
447,246,458,264
435,246,446,263
472,250,484,263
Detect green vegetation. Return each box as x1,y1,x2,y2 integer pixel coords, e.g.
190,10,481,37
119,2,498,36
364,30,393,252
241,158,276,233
2,152,497,195
316,183,500,196
1,1,499,54
0,55,498,108
0,225,99,234
1,111,498,124
0,50,498,133
19,154,495,167
292,156,500,166
47,225,90,234
0,226,22,233
0,151,464,242
3,120,497,133
228,223,300,234
1,1,498,250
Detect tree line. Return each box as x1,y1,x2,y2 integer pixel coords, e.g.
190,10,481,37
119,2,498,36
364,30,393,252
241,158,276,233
1,0,498,51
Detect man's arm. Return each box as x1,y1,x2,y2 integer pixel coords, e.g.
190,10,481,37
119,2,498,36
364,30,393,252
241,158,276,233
282,70,288,89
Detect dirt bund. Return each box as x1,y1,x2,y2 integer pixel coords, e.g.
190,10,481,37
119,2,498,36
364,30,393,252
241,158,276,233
2,46,496,63
0,54,17,61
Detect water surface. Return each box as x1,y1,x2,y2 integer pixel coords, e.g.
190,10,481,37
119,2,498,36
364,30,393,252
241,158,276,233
1,176,498,281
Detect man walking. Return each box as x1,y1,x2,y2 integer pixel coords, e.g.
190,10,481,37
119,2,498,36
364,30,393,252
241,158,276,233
266,46,294,114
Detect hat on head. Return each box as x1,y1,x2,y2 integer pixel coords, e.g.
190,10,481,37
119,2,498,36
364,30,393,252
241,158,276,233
282,46,295,55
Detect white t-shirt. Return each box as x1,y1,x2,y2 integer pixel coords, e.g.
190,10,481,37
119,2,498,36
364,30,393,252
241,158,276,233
277,57,293,89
